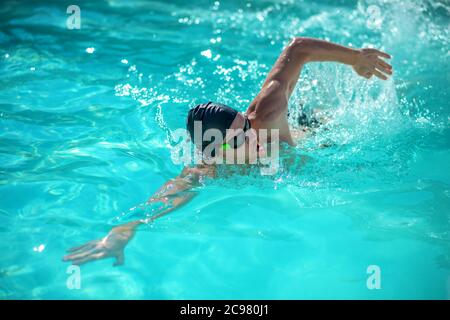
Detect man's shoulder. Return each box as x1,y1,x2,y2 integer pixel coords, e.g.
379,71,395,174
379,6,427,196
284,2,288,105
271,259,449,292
248,86,289,123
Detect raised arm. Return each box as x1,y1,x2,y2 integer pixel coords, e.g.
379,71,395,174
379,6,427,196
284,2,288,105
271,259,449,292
260,37,392,100
296,37,392,78
63,165,215,266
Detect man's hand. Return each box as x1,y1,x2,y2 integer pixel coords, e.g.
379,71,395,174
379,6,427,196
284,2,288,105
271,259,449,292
63,222,138,266
352,48,392,80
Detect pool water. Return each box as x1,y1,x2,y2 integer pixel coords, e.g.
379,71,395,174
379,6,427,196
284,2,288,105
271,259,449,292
1,0,449,299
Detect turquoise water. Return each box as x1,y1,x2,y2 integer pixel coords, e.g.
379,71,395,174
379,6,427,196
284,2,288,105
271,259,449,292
1,0,449,299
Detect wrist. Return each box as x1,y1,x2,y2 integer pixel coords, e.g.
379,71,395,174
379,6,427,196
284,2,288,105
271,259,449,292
112,221,141,233
349,48,361,66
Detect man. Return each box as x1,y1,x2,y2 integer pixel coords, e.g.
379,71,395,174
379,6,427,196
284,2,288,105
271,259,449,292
63,37,392,266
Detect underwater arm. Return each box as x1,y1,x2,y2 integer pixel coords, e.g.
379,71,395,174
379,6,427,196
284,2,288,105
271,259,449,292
63,165,214,266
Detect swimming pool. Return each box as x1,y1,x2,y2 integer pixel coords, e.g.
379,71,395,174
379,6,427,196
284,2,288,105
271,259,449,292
0,0,449,299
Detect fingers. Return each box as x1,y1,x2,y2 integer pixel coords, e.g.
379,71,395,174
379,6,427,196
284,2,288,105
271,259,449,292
372,69,388,80
70,256,92,266
373,49,391,59
71,252,106,266
359,67,373,79
63,246,99,262
357,48,393,81
375,64,392,77
376,59,392,73
66,240,97,253
63,251,89,263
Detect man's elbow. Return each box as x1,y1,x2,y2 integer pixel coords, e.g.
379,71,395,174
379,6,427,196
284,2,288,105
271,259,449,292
289,37,316,61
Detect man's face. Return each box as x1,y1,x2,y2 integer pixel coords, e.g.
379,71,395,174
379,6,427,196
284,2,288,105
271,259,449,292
217,113,265,164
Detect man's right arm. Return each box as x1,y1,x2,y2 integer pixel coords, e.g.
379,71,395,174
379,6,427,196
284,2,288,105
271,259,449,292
63,165,215,266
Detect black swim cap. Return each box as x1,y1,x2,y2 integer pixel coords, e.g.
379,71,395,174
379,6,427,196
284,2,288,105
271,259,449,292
186,102,238,152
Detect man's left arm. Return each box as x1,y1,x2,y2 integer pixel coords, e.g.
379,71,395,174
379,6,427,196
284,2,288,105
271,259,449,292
293,37,393,80
259,37,393,101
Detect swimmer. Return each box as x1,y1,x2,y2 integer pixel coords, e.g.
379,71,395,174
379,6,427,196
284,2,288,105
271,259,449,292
63,37,392,266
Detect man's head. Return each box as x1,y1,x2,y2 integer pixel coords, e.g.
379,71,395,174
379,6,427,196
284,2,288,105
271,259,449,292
186,102,262,163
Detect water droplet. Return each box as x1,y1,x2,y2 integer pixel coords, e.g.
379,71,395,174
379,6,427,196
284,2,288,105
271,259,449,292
201,49,212,59
33,244,45,253
125,161,140,172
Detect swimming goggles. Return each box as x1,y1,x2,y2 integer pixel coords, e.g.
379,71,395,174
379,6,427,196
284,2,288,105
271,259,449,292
222,117,251,150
